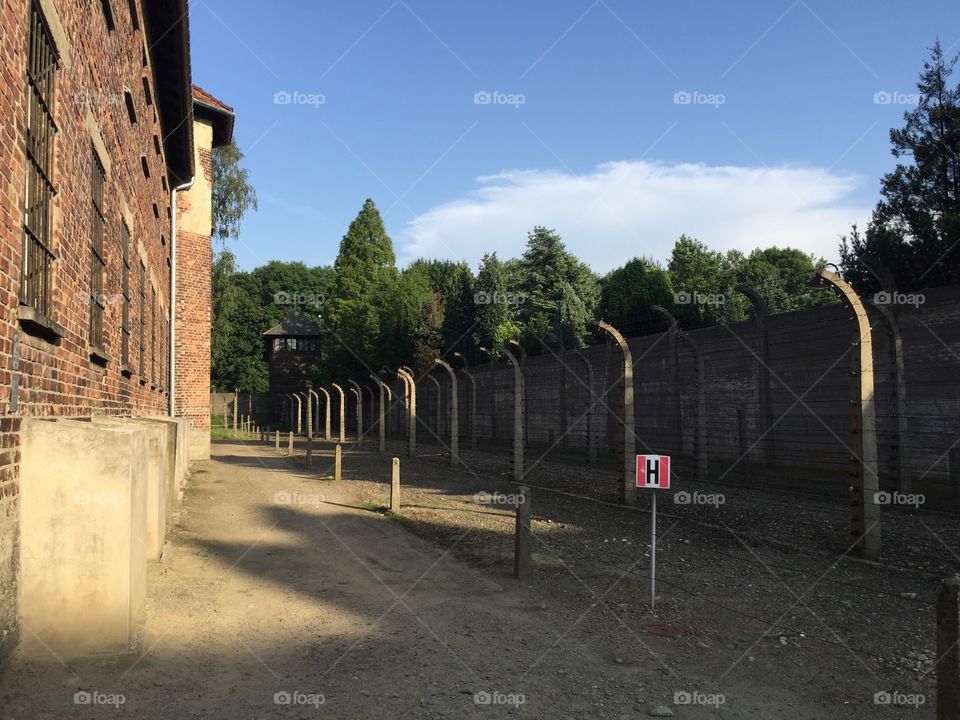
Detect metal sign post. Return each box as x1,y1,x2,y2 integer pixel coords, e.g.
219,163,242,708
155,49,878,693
637,454,671,612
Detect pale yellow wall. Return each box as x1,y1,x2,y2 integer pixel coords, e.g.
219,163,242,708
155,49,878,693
180,118,214,235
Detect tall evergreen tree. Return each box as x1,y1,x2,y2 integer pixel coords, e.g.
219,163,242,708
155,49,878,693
597,257,674,336
840,41,960,290
320,199,398,380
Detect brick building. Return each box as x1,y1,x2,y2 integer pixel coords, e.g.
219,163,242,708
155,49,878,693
0,0,227,662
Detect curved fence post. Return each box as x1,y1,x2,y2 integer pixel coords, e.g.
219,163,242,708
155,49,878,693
292,393,303,435
317,387,331,441
426,373,442,441
598,321,635,504
396,368,416,457
370,374,391,452
812,268,881,560
736,285,773,474
652,305,707,482
501,344,525,482
435,359,459,467
331,383,346,444
308,389,320,437
868,299,909,494
507,340,528,448
348,380,364,447
572,349,597,465
453,352,477,450
479,346,497,443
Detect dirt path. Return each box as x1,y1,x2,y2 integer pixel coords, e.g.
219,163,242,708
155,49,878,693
0,438,934,718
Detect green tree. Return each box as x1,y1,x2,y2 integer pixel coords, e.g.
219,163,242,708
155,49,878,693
597,257,674,336
211,141,258,243
320,199,398,380
667,235,739,326
517,226,598,348
473,252,517,353
840,41,960,290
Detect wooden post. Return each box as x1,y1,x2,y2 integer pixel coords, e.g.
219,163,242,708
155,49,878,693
275,430,280,452
812,269,881,560
348,380,363,447
334,444,342,482
938,575,960,720
390,457,400,513
514,486,532,579
232,389,238,431
598,321,636,505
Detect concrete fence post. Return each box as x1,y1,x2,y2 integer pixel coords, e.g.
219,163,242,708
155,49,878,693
479,347,498,443
396,368,416,458
390,457,400,513
507,341,528,449
453,352,477,451
317,387,331,441
331,383,346,444
869,300,909,493
435,359,459,467
501,344,525,482
370,374,390,452
348,380,363,448
233,388,238,431
938,575,960,720
598,321,636,504
334,444,342,482
812,268,881,560
421,374,439,441
291,394,302,435
736,285,773,474
305,386,313,467
514,486,532,580
287,431,293,456
652,305,708,482
308,389,320,438
275,430,280,452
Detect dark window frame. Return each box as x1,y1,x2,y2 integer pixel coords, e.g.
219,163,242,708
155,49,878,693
89,145,107,360
120,220,131,371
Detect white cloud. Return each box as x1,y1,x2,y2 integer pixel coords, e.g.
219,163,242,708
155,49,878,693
397,160,870,273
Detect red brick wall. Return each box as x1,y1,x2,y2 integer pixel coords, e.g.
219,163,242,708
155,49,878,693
0,0,185,659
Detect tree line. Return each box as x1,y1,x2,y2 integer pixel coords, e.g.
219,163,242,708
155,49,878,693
211,42,959,392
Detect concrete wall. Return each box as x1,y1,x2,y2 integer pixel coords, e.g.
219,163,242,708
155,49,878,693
387,284,960,510
19,418,149,657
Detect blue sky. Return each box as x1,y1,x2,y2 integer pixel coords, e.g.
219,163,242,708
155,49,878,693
190,0,960,274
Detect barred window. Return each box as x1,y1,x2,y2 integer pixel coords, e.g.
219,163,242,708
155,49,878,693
120,221,131,367
89,147,106,351
138,260,146,378
21,0,58,316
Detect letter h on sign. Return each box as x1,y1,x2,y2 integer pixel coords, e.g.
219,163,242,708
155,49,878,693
636,454,671,489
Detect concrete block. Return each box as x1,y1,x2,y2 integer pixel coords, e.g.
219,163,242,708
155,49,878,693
19,418,148,657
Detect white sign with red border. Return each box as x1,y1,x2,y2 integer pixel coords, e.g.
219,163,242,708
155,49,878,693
636,454,671,490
